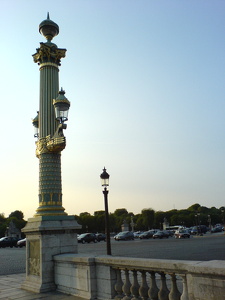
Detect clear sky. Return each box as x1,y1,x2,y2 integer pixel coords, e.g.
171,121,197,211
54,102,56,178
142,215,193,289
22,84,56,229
1,0,225,220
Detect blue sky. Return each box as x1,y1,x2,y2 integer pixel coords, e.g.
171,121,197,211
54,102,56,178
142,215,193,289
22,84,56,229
1,0,225,219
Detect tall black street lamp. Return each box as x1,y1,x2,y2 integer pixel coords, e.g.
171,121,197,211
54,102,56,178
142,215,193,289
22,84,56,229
100,167,111,255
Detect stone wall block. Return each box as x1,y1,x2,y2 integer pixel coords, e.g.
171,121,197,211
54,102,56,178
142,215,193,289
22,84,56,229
96,264,116,299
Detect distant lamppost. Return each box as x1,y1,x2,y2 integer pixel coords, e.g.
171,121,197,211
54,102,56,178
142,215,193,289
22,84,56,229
208,215,212,233
130,216,135,232
100,167,111,255
221,208,225,225
195,213,202,235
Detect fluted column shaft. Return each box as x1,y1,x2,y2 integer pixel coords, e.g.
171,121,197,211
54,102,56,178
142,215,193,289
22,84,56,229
39,63,59,138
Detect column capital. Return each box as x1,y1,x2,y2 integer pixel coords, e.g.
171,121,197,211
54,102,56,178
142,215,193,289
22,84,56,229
33,42,66,66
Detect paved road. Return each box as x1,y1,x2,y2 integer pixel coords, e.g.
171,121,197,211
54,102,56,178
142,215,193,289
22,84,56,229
0,233,224,275
79,233,225,260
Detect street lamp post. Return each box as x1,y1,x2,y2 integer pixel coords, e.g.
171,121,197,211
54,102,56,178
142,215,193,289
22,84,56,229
100,167,111,255
31,14,71,216
195,213,201,235
221,208,225,225
22,14,81,293
130,216,135,232
208,215,212,233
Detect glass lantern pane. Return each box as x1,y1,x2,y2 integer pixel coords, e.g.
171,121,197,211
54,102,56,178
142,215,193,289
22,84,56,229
101,178,109,186
55,107,69,122
34,127,39,138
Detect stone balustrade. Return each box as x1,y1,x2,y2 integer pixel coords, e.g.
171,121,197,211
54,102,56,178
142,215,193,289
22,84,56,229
54,254,225,300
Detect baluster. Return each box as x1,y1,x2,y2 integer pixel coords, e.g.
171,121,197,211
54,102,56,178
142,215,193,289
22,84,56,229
179,275,189,300
114,268,124,299
169,274,181,300
139,270,149,300
148,271,159,300
122,269,132,300
131,270,140,299
158,273,169,300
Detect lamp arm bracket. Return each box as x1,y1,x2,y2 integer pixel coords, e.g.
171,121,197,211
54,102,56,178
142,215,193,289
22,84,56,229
35,124,67,157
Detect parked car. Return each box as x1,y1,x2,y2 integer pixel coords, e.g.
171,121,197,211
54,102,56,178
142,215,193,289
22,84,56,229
96,233,106,242
191,225,207,235
139,230,155,239
0,237,19,248
133,231,143,238
166,230,175,237
175,230,190,239
17,238,26,247
190,226,198,235
114,231,134,241
153,231,169,239
211,227,223,233
77,233,97,244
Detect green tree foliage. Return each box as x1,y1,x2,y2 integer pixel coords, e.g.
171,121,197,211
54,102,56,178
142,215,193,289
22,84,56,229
112,208,129,232
7,210,27,232
114,208,128,217
94,210,105,216
154,211,166,229
76,212,96,233
9,210,24,220
94,212,105,233
0,213,6,237
141,209,155,230
187,203,201,212
109,214,117,233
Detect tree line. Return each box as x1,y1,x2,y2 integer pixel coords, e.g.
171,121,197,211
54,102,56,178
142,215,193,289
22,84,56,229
75,203,225,234
0,204,224,237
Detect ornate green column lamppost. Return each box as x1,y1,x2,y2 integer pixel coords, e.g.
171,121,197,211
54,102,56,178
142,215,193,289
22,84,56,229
33,13,70,216
100,167,112,255
22,14,80,293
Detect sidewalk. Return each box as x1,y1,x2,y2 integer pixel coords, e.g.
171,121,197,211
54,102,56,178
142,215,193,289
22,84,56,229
0,273,79,300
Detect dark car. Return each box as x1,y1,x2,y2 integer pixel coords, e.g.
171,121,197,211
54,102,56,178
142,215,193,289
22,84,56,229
191,225,207,235
77,233,97,244
0,237,19,248
153,231,169,239
175,230,190,239
17,238,26,247
96,233,106,242
166,230,175,237
114,231,134,241
211,227,223,233
139,230,155,239
190,227,198,235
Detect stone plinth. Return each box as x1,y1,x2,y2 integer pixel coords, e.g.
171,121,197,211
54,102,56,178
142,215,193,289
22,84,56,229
21,215,81,293
121,220,129,232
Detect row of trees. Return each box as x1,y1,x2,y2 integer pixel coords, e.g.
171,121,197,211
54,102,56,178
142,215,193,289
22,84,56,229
1,204,224,236
0,210,26,238
75,203,225,233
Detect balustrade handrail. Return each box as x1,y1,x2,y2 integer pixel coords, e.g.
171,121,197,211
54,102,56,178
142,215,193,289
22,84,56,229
54,253,225,300
95,255,225,276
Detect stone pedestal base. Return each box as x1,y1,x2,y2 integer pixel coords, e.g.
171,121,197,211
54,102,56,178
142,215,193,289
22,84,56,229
21,215,81,293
